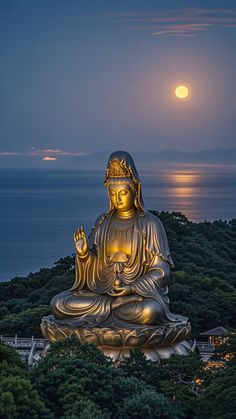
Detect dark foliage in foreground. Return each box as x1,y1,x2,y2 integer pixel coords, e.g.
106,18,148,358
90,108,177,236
0,212,235,337
1,337,236,418
0,342,50,418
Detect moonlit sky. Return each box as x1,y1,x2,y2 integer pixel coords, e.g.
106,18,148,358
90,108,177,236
1,0,236,157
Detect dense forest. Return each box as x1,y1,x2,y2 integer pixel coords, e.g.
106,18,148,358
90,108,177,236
0,335,236,418
0,211,235,338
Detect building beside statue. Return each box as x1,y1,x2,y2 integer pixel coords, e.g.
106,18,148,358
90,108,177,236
199,326,228,348
0,335,47,366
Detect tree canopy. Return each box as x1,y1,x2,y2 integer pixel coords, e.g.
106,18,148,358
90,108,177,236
0,335,235,418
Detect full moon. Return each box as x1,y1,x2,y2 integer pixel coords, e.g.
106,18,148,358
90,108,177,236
175,85,189,99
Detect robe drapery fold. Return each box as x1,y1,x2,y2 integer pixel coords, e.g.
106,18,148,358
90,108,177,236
51,211,186,327
71,211,174,294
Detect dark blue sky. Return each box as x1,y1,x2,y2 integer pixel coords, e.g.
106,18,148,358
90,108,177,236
1,0,236,158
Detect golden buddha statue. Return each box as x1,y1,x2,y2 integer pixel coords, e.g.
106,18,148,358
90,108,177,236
41,151,191,360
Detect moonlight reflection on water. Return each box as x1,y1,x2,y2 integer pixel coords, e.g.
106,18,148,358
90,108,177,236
142,163,236,222
0,163,235,280
165,170,201,220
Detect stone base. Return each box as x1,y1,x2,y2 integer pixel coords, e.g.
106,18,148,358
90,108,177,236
41,315,192,361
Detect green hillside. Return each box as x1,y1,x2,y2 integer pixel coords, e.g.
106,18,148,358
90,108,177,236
0,212,235,338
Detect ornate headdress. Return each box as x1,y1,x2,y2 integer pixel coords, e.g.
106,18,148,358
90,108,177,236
104,151,145,212
106,158,132,179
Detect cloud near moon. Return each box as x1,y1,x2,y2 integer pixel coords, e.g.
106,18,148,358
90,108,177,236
43,156,58,161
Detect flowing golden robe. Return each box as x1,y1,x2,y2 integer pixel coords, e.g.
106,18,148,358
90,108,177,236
51,210,186,328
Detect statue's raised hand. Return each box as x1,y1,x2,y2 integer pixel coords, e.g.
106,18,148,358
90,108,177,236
74,226,88,258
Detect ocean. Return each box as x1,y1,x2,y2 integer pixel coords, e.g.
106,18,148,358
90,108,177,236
0,162,235,281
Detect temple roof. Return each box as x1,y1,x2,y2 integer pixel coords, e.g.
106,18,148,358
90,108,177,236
200,326,228,337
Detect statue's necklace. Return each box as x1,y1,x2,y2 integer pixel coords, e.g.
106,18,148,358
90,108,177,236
108,214,135,243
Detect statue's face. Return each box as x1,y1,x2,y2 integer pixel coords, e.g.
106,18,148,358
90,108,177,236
108,183,135,212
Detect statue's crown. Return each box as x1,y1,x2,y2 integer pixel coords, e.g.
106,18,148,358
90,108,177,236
107,158,132,178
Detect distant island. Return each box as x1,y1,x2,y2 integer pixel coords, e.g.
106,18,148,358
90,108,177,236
1,148,236,169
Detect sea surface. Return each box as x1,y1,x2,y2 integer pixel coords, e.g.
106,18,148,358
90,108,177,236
0,162,236,281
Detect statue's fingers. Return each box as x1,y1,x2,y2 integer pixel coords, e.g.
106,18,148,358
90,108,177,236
110,288,122,295
116,288,127,296
73,233,77,242
114,287,125,292
80,227,84,240
113,291,124,297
